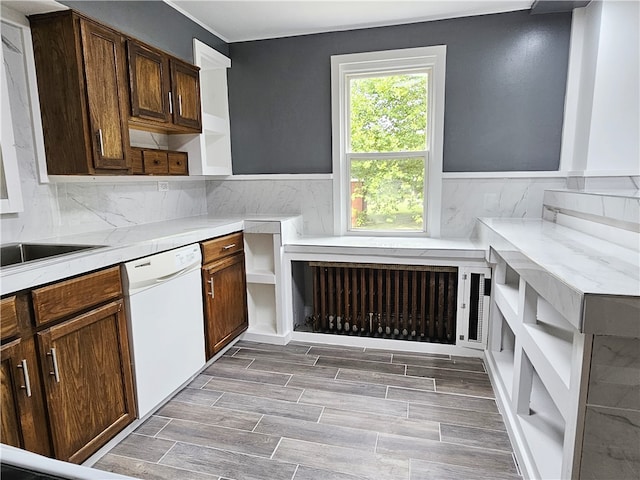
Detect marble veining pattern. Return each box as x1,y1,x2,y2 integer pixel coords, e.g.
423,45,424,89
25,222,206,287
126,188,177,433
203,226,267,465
478,218,640,297
207,179,334,235
588,336,640,410
543,189,640,228
440,177,567,237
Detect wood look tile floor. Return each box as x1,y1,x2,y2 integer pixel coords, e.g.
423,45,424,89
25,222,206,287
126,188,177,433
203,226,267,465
94,341,521,480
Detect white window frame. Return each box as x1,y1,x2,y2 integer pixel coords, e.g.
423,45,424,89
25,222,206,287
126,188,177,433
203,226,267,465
331,46,446,237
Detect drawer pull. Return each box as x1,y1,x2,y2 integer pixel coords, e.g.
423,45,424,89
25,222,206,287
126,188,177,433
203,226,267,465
17,359,32,397
207,278,215,298
47,348,61,383
222,243,236,251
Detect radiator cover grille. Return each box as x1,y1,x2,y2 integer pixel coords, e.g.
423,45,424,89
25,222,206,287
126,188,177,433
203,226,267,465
310,262,458,344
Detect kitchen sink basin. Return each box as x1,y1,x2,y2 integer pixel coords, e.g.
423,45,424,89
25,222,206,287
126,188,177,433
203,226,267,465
0,243,104,268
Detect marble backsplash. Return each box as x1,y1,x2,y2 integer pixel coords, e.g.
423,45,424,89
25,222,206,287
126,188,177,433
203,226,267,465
0,20,207,244
206,176,569,237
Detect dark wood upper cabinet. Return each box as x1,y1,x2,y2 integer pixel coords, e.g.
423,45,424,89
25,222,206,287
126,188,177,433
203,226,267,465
128,40,201,133
171,58,202,131
29,10,201,176
127,40,171,124
29,11,131,175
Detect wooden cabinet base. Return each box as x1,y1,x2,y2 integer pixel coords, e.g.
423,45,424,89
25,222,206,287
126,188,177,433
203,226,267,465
38,300,136,463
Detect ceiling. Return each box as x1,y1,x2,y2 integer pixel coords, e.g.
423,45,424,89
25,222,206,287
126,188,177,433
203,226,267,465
166,1,534,43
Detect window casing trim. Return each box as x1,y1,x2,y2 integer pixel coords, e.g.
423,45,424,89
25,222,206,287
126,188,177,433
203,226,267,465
331,45,446,237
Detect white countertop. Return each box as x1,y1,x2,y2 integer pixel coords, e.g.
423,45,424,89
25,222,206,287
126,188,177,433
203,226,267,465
0,215,300,295
286,235,484,260
478,217,639,297
476,217,640,334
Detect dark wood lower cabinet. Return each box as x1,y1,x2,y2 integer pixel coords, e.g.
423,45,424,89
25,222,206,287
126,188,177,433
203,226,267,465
1,336,51,457
1,267,136,464
37,300,136,463
202,252,248,359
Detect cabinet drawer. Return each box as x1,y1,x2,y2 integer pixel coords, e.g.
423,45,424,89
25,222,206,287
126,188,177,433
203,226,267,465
168,151,188,175
202,232,244,264
0,296,19,341
142,150,168,174
129,147,144,174
32,267,123,327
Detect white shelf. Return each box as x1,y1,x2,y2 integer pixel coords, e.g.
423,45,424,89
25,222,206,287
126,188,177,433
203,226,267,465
518,371,565,480
244,233,276,274
491,349,515,400
246,271,276,284
537,296,574,333
523,322,573,389
494,283,519,328
202,113,228,134
247,279,277,334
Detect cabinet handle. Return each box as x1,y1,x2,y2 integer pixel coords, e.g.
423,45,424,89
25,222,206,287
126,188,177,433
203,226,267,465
168,92,173,114
207,278,215,299
178,95,183,116
222,243,236,250
17,359,32,397
96,129,104,156
47,348,60,383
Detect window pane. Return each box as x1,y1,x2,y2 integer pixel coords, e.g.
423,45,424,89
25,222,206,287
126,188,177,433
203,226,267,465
349,73,428,153
350,157,425,231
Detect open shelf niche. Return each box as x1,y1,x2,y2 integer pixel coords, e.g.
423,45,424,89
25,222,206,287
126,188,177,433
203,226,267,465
486,249,589,480
243,227,286,342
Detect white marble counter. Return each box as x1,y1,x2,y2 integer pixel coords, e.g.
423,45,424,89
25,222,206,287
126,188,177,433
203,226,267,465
285,235,485,261
0,215,301,295
475,217,640,335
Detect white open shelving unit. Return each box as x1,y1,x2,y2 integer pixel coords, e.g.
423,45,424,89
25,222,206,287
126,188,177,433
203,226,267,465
486,249,589,480
242,224,288,343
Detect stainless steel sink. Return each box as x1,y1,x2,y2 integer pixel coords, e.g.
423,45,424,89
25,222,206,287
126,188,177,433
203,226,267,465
0,243,104,268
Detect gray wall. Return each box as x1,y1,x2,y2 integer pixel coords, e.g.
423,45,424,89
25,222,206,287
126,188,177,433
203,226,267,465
59,0,228,60
228,10,572,174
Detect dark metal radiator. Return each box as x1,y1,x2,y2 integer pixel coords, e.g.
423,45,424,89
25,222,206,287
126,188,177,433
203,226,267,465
309,262,458,344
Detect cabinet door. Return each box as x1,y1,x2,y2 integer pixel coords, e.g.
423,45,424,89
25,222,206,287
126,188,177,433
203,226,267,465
80,19,130,171
127,40,171,123
38,300,136,464
1,337,51,457
202,253,248,359
170,58,202,131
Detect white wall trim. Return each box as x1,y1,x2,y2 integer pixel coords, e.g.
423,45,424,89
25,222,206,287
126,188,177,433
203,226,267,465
443,171,569,179
559,6,586,174
221,174,333,181
567,170,640,178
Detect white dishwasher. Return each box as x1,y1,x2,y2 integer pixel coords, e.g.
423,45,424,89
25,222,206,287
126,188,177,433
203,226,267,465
122,244,206,418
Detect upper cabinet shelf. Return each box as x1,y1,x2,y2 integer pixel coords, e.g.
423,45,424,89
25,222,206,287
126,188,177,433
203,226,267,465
28,9,202,176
